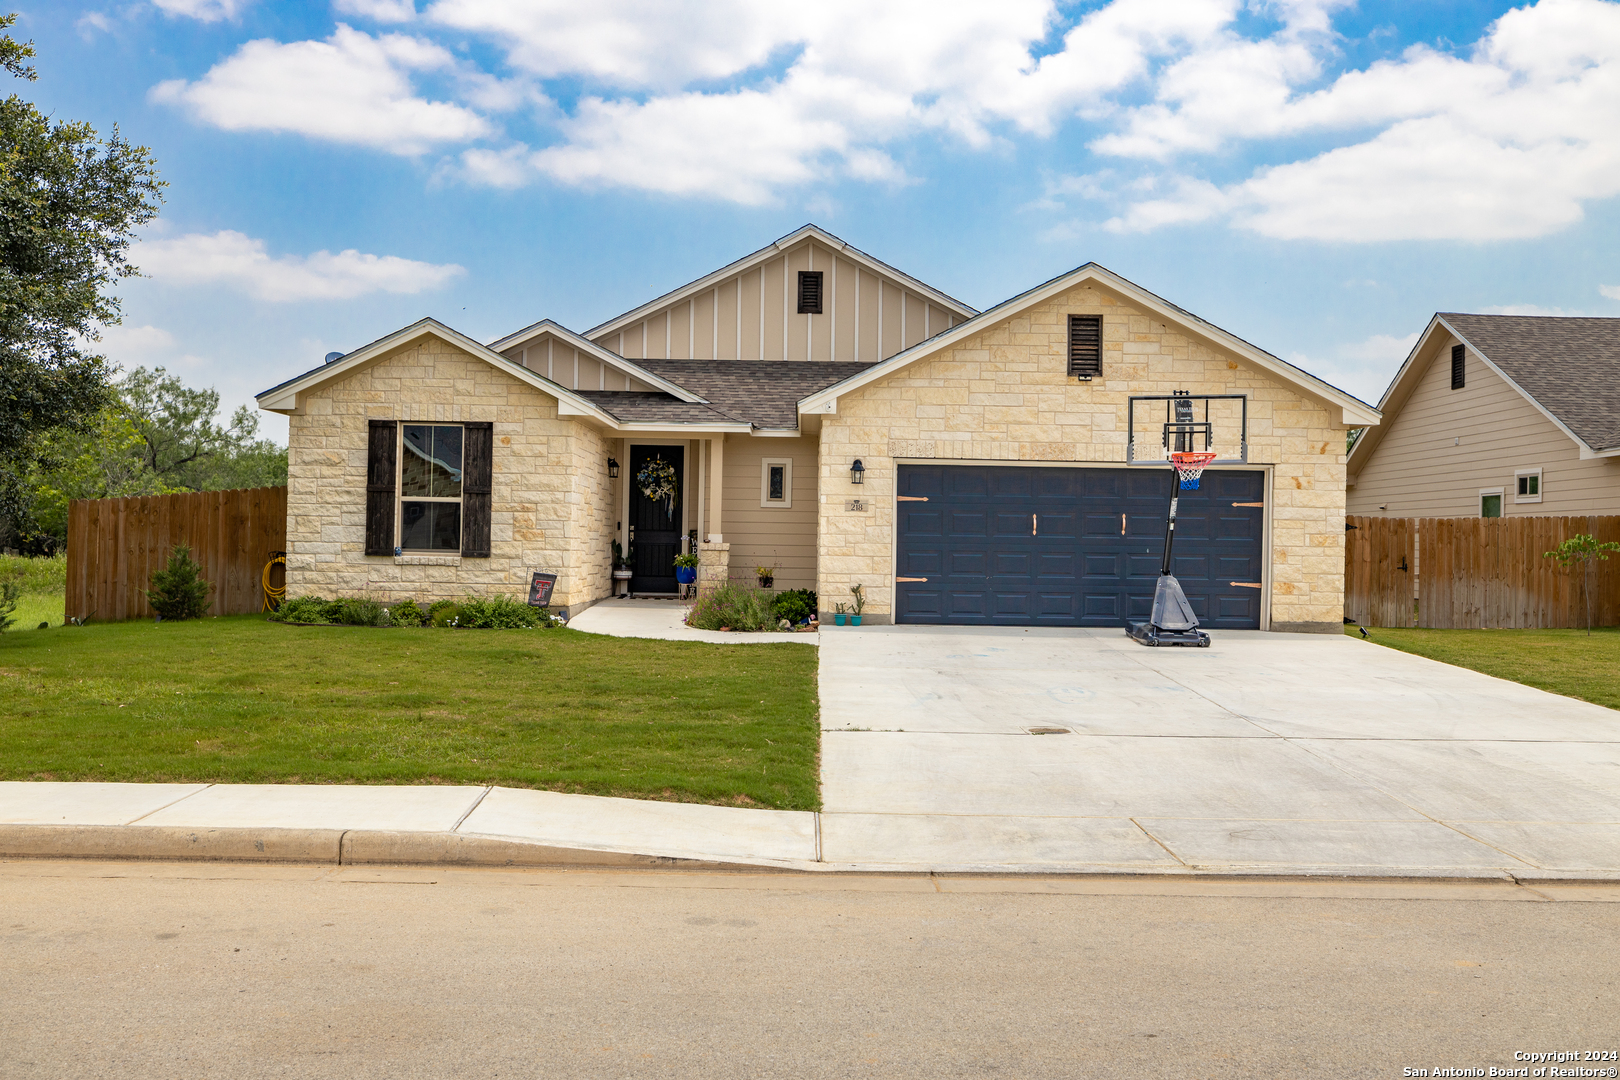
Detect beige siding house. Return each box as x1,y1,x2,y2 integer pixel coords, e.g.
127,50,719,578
258,225,1378,633
1348,314,1620,518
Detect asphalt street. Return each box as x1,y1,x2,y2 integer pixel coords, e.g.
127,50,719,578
3,860,1617,1079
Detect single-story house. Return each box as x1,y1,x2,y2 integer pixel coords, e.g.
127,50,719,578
257,224,1378,633
1348,314,1620,518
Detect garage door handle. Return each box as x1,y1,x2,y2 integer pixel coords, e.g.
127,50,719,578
897,496,929,502
896,577,928,582
1032,513,1037,536
1232,502,1263,507
1230,582,1263,588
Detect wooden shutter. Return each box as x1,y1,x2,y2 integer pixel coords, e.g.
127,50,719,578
364,420,397,556
797,271,824,314
1068,315,1102,378
461,422,493,558
1451,344,1465,389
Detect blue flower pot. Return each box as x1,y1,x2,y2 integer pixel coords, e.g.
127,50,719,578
675,566,697,585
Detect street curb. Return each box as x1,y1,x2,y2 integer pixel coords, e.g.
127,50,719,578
0,824,779,872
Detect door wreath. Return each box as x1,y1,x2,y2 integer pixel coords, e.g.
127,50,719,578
636,457,679,520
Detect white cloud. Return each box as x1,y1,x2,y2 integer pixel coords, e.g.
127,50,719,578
335,0,417,21
150,25,491,155
1287,330,1418,404
133,230,465,301
1475,303,1594,316
1093,0,1620,241
1601,284,1620,300
152,0,253,21
76,12,113,37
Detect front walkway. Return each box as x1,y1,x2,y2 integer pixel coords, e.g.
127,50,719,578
568,598,817,646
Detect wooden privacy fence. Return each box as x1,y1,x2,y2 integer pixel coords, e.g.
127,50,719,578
1345,515,1620,629
66,487,287,622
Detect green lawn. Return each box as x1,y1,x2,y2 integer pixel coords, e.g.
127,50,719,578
1349,625,1620,712
1,553,65,630
0,614,820,809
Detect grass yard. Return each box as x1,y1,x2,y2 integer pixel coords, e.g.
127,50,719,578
1349,625,1620,712
1,553,65,631
0,614,820,809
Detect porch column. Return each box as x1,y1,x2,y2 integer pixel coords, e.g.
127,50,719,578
699,435,729,594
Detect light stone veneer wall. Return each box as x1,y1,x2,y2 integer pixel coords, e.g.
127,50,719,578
285,337,613,613
816,284,1351,633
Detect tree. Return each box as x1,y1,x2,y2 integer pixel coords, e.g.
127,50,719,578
1543,533,1620,636
0,13,164,525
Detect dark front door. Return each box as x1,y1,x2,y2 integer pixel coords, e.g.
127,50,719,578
628,445,684,594
895,464,1264,628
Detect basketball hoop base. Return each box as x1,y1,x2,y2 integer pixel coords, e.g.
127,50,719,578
1127,621,1210,648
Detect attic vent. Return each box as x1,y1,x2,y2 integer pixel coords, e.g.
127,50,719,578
1451,343,1466,390
798,270,824,315
1068,315,1102,379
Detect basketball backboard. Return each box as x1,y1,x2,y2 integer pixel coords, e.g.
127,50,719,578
1126,392,1248,466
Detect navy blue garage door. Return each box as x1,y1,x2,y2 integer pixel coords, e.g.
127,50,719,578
896,464,1265,628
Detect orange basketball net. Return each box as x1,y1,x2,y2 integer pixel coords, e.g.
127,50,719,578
1170,451,1217,490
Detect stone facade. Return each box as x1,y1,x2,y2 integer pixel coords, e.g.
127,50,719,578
284,336,613,613
815,284,1351,633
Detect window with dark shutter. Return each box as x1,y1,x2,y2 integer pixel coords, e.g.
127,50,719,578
1068,315,1102,379
460,422,493,558
797,270,824,315
365,420,397,555
1451,344,1466,389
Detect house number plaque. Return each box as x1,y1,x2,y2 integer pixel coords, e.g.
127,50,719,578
845,499,868,512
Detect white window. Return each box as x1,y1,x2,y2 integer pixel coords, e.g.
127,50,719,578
760,458,792,508
1514,468,1542,504
1479,488,1504,519
400,424,463,550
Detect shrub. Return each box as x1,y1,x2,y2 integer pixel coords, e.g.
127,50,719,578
329,597,386,627
428,600,460,627
144,545,213,621
0,553,66,595
771,589,817,625
0,581,18,633
389,599,426,628
457,595,542,629
685,581,775,632
271,595,330,624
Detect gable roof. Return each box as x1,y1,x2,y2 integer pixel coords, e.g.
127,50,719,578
634,359,877,430
1442,314,1620,453
580,224,979,343
797,262,1381,427
256,317,620,425
1348,313,1620,473
482,318,703,402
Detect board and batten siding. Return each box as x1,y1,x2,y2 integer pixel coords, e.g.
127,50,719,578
497,330,664,393
1347,332,1620,516
593,238,962,363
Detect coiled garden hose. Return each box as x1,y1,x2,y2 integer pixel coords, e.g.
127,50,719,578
262,551,287,612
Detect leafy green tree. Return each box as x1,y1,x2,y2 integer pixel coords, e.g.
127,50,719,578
1544,534,1620,636
0,13,164,527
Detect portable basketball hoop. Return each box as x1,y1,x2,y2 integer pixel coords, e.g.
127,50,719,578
1170,451,1217,491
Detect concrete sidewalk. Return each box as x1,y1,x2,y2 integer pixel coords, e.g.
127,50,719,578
568,598,817,645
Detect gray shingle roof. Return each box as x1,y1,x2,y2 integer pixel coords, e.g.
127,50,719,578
573,392,743,425
1444,314,1620,451
631,359,878,429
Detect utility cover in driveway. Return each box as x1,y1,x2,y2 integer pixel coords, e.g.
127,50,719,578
896,464,1264,628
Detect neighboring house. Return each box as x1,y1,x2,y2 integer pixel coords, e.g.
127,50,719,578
1348,314,1620,518
257,224,1377,633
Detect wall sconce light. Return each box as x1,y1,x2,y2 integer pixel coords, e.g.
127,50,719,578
850,459,865,484
607,457,620,479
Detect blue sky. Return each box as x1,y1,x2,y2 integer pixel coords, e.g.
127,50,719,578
16,0,1620,442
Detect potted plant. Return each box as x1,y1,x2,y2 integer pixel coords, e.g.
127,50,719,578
849,583,865,626
611,541,635,596
674,552,700,586
756,563,776,589
833,602,847,627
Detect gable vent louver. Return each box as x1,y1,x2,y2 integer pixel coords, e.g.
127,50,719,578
1068,315,1102,379
1451,343,1466,390
798,271,824,315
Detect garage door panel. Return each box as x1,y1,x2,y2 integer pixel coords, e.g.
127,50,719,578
896,465,1265,629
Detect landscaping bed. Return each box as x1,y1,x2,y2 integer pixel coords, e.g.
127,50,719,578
0,614,820,809
1349,625,1620,712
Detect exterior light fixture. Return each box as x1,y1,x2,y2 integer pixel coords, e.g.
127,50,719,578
607,457,620,479
850,459,865,484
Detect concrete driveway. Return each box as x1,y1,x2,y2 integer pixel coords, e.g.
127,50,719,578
817,626,1620,875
